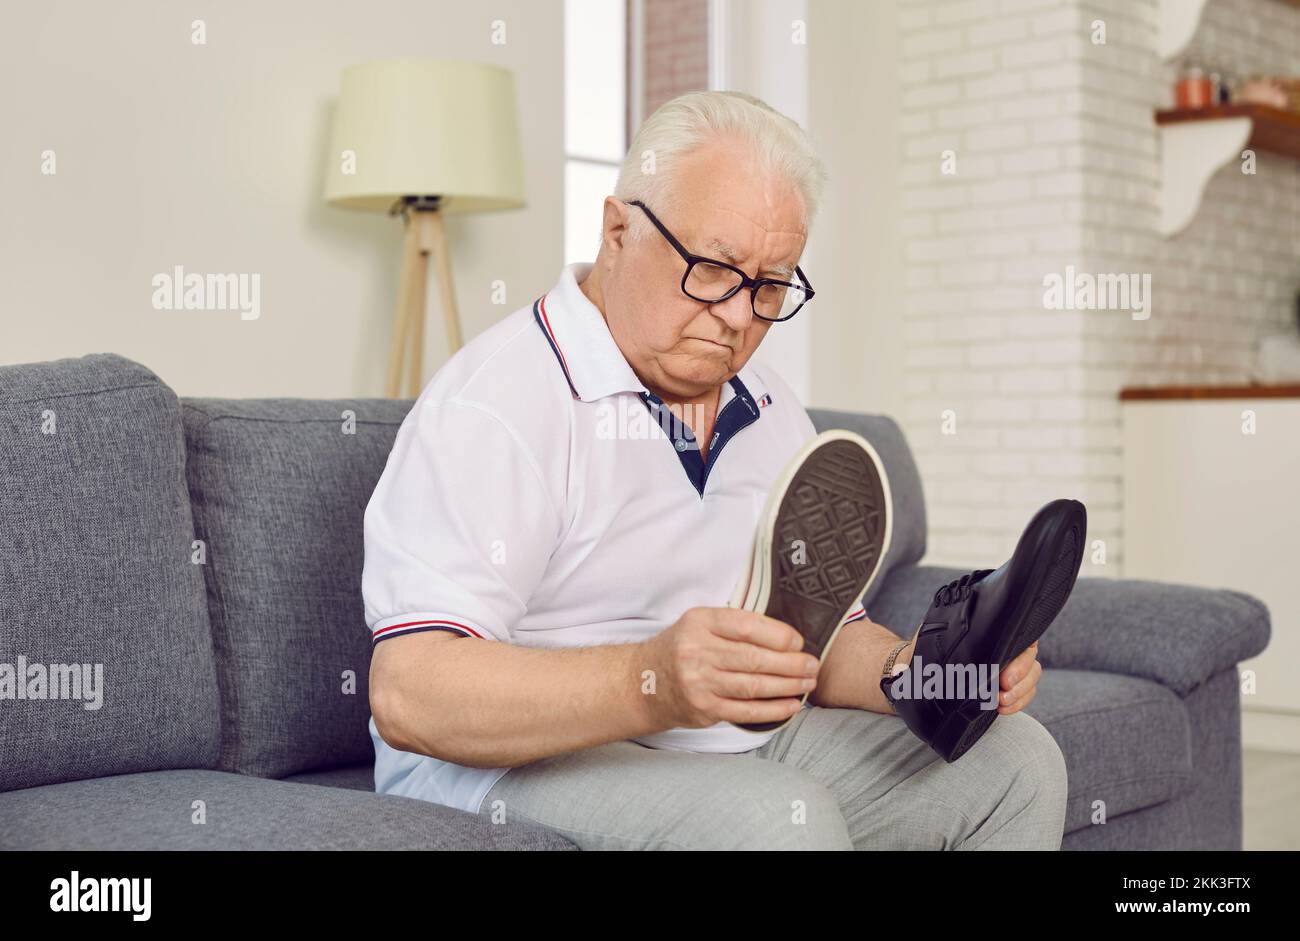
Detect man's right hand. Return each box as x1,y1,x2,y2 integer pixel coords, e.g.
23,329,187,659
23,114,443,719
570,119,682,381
639,607,819,730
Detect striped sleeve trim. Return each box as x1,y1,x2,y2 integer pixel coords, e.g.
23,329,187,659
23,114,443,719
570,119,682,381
842,605,867,625
371,614,492,645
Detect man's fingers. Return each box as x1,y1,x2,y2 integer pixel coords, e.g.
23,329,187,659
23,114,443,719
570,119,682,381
1001,643,1040,689
709,666,816,702
998,683,1036,716
999,658,1041,707
713,636,819,678
708,694,805,725
710,608,805,652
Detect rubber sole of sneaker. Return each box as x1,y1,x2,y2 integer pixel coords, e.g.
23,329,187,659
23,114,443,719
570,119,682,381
734,430,893,733
919,499,1086,762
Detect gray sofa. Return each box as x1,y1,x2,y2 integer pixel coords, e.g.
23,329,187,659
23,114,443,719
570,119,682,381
0,353,1271,850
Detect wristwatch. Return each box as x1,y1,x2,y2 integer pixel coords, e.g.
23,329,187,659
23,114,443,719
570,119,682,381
880,638,911,705
882,639,910,677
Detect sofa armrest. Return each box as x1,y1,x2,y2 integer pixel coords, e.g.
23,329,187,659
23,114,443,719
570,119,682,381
868,565,1271,696
1039,576,1270,695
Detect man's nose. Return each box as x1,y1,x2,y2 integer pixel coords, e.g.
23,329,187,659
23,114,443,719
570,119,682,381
711,290,753,332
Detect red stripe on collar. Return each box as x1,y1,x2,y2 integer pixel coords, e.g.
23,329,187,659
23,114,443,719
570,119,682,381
538,293,576,389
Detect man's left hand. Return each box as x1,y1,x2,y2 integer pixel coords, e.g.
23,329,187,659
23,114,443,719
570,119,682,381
998,641,1042,715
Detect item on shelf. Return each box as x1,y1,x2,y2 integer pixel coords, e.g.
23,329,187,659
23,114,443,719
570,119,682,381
1253,293,1300,383
1209,71,1225,104
1278,77,1300,112
1255,332,1300,384
1238,75,1291,110
1176,64,1214,108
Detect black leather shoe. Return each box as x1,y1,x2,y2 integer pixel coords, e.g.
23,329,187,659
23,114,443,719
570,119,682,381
880,498,1086,762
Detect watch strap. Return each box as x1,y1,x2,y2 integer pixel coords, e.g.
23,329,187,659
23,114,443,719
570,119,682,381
881,639,910,691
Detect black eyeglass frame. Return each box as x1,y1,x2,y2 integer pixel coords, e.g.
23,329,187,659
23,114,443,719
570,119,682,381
626,199,814,323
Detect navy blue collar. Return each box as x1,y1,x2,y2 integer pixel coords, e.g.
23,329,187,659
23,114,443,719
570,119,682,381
639,375,760,497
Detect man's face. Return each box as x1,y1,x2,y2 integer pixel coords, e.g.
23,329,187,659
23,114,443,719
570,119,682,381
598,137,808,400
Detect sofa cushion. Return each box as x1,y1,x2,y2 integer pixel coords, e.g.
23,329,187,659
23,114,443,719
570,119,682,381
0,769,576,850
0,354,220,791
1059,666,1243,851
1038,577,1269,696
808,410,926,608
281,763,373,791
181,397,412,778
1026,669,1192,833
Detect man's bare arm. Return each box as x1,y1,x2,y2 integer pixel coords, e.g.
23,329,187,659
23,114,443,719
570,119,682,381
370,607,817,769
808,618,914,714
370,633,660,769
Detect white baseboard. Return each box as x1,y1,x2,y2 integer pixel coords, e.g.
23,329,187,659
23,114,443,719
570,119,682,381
1242,709,1300,754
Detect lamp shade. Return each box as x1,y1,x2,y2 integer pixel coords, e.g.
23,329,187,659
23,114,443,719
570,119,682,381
323,58,526,214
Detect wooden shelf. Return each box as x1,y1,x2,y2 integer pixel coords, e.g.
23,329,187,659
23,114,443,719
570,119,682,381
1155,104,1300,235
1120,383,1300,401
1156,104,1300,160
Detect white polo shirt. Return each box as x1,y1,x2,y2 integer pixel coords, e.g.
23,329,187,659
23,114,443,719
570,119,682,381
362,261,865,814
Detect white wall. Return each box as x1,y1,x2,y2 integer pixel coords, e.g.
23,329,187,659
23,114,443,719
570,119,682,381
893,0,1122,568
808,0,905,421
0,0,564,398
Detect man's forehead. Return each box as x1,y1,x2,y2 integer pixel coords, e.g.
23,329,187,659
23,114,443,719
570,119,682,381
703,236,796,278
697,203,804,278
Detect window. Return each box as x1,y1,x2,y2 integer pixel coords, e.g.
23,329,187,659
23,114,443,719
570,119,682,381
564,0,628,265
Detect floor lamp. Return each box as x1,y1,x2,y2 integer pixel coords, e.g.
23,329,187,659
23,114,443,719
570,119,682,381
323,59,527,398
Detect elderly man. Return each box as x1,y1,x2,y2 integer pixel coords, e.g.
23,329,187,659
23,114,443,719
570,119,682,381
363,90,1074,850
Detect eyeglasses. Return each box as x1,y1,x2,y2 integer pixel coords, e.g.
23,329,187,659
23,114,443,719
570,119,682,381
626,200,814,323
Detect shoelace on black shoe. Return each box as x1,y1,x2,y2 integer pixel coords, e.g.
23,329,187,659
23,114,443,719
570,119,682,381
933,569,996,607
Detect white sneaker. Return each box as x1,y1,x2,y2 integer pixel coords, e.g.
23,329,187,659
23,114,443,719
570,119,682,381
731,430,893,732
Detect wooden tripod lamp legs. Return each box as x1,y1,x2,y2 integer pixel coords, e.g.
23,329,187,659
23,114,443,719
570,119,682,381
385,206,463,398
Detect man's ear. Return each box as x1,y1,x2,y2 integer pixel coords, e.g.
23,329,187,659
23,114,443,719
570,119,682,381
599,196,631,260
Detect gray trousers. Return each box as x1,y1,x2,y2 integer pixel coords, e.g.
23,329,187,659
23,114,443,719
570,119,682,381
479,705,1069,850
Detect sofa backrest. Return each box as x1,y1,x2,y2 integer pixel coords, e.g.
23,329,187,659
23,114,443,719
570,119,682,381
179,395,930,782
181,397,410,779
0,354,930,790
0,354,221,791
808,409,928,608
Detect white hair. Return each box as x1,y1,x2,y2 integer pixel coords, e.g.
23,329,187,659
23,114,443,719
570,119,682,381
611,90,829,245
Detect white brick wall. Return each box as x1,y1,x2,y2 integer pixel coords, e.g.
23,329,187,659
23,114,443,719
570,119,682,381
896,0,1300,575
